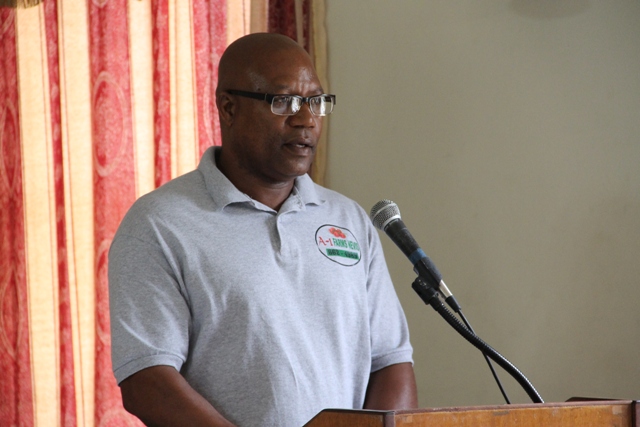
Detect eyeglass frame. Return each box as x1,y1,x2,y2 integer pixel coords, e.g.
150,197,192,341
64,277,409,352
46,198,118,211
226,89,336,116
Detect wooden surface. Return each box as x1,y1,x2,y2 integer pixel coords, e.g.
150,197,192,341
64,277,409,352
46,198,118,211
305,400,638,427
304,409,392,427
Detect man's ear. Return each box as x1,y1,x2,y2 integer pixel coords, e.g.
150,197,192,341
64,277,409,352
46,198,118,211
216,92,235,126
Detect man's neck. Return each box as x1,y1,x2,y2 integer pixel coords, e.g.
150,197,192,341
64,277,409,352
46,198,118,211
216,151,295,211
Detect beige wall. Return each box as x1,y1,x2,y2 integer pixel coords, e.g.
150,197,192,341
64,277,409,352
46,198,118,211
324,1,640,407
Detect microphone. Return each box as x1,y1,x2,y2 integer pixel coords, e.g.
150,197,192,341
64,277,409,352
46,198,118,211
371,201,541,405
370,200,458,309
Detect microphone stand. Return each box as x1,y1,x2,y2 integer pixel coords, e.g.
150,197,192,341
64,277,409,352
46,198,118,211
411,277,544,404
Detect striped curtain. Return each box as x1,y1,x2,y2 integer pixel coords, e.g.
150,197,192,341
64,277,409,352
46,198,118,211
0,0,326,426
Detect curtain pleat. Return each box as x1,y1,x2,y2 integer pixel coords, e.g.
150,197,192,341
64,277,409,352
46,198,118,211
129,0,155,198
0,8,34,426
18,5,59,425
58,0,95,424
193,0,226,156
0,1,323,425
268,0,310,52
88,0,141,424
152,0,171,187
43,0,77,425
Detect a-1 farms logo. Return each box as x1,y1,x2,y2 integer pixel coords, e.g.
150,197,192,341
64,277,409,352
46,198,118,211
315,224,361,266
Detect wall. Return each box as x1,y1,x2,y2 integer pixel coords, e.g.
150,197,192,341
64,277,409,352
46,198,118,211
325,0,640,407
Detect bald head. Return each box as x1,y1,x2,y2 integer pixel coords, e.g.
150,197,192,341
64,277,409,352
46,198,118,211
217,33,313,94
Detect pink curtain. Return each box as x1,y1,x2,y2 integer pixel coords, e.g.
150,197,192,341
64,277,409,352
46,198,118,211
0,8,33,427
269,0,311,52
89,0,139,424
43,1,76,424
0,0,320,425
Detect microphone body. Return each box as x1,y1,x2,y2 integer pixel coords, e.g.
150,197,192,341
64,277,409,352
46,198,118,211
382,218,443,289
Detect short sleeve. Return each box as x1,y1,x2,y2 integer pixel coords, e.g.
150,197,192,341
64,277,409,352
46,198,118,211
365,221,414,372
108,228,191,384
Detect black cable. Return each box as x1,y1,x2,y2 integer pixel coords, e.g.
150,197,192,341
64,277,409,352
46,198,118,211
412,278,544,404
442,294,511,404
458,310,511,404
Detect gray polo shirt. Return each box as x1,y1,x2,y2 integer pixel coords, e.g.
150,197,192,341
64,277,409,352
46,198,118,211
109,147,413,427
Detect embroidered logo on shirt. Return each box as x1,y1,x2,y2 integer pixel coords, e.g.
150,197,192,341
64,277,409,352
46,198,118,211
315,225,361,266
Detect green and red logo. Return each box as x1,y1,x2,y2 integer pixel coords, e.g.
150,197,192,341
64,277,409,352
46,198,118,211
315,224,361,266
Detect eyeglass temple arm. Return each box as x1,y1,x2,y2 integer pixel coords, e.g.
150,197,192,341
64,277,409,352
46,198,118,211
227,90,274,103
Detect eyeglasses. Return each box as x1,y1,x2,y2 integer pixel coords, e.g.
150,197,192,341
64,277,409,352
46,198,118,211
227,89,336,116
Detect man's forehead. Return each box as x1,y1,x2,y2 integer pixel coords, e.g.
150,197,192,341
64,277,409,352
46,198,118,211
245,55,321,91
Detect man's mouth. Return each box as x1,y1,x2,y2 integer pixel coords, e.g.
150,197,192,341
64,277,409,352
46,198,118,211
286,138,315,149
284,140,315,156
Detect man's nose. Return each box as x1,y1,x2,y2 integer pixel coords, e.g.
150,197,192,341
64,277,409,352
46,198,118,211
288,101,317,127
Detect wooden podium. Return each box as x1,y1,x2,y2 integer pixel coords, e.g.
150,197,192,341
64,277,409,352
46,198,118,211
305,400,639,426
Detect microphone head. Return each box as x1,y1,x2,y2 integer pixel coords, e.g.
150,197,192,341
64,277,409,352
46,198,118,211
370,199,402,231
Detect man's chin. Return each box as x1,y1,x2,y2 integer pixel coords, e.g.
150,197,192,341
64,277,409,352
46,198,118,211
280,160,315,180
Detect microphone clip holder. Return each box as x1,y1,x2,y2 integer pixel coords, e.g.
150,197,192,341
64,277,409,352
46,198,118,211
411,276,441,306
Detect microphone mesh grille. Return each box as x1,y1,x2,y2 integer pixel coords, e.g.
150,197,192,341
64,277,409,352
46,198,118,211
369,199,401,230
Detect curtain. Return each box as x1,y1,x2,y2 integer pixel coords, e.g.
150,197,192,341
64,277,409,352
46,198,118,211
0,1,326,426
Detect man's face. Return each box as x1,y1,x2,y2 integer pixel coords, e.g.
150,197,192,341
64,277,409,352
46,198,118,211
226,48,324,185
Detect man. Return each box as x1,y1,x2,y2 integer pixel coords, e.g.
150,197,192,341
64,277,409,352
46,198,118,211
109,33,417,427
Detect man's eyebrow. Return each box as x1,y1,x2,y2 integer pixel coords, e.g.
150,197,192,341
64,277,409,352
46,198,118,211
272,90,326,96
270,83,324,93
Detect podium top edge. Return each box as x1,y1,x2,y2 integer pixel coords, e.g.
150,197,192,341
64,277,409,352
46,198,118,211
391,399,638,415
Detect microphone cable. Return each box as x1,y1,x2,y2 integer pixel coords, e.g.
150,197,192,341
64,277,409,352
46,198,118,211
434,288,511,403
458,310,511,404
436,289,511,403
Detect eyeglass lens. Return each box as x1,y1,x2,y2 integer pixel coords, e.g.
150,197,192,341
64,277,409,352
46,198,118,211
271,95,334,116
